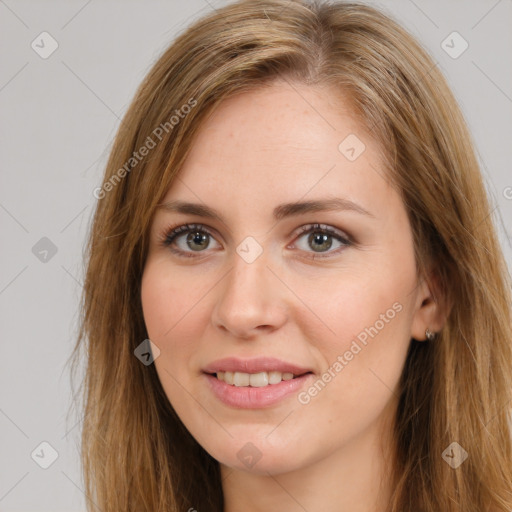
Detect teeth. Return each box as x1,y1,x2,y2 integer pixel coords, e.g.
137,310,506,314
233,372,250,387
215,370,300,387
268,371,282,384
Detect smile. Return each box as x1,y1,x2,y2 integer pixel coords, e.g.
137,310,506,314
204,371,314,409
216,370,300,387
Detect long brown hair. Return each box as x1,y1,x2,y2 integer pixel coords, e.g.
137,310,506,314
70,1,512,510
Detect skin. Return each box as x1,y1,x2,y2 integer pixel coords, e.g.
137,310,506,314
141,80,445,512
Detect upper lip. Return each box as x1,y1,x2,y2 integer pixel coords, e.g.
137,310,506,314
203,357,313,375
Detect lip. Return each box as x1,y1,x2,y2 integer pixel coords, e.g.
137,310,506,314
204,372,314,409
202,356,313,375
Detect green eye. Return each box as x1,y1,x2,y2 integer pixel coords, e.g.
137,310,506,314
161,222,351,259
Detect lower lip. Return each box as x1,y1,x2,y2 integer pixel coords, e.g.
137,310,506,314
204,372,314,409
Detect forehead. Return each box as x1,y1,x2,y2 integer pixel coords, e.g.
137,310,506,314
163,81,390,217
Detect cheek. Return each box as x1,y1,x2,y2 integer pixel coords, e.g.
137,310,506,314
141,259,214,387
301,253,416,403
141,263,170,340
141,263,198,415
141,260,207,343
311,261,414,352
140,263,199,402
292,284,412,454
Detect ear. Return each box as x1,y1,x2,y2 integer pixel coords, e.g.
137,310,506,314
411,271,451,341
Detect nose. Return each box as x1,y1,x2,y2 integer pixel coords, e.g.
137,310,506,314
211,248,288,340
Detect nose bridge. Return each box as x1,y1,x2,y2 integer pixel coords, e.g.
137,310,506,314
211,243,287,337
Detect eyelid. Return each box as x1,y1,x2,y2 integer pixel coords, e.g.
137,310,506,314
289,223,352,245
157,223,220,254
158,222,352,258
287,223,352,259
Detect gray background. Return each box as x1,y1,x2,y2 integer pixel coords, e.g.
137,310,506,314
0,0,511,510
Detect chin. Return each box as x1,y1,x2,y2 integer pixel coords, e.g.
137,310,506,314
204,434,311,476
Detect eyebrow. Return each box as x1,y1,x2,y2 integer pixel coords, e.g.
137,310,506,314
157,198,374,221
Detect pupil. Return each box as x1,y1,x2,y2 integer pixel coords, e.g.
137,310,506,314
309,233,332,252
187,232,209,251
183,231,333,253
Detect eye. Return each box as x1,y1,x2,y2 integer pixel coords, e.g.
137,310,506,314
159,222,352,259
290,223,351,258
159,223,221,258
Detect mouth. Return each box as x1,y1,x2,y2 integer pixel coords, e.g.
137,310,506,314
202,357,315,408
203,371,314,409
202,356,313,376
209,370,312,387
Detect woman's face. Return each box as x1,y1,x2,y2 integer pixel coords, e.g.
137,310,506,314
141,81,430,475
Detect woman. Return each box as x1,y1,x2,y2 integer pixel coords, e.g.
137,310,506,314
72,0,512,510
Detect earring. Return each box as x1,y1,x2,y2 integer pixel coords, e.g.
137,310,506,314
425,327,436,341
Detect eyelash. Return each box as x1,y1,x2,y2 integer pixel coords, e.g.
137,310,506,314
158,223,352,259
